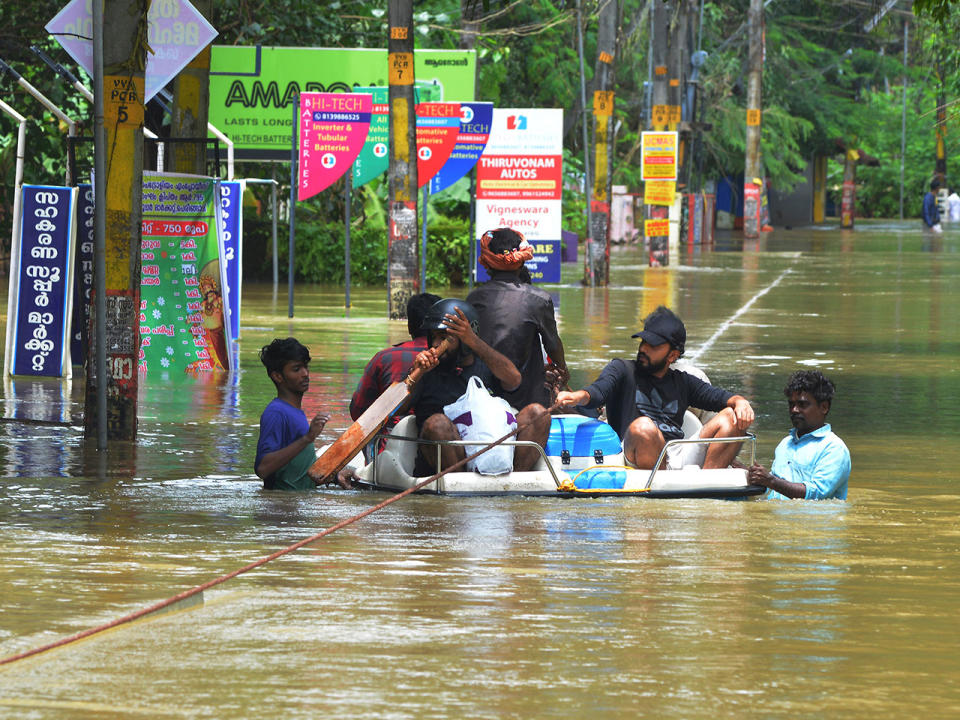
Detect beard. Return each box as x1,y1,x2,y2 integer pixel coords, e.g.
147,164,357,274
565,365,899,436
636,347,669,376
436,349,459,372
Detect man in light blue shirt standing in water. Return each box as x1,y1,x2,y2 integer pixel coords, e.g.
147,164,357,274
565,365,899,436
746,370,850,500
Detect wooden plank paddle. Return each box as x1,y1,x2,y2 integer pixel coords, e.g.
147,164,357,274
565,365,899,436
308,337,452,484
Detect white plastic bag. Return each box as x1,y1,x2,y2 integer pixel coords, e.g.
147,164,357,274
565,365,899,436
443,376,517,475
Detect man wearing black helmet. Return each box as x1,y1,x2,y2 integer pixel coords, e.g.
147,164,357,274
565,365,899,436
407,298,551,473
556,306,754,470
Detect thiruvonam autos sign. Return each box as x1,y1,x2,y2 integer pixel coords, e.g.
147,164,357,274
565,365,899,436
209,47,475,159
475,109,563,283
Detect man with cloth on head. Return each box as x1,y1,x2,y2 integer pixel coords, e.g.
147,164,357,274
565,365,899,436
466,227,568,409
406,298,551,473
555,306,754,470
743,369,850,500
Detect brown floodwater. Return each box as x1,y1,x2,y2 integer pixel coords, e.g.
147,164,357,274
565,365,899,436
1,220,958,718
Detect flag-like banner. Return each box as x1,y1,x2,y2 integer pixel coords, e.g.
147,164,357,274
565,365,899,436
298,92,372,201
415,102,461,190
352,86,390,187
430,101,492,195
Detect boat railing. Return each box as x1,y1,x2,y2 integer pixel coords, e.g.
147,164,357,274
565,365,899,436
645,433,756,490
371,431,566,489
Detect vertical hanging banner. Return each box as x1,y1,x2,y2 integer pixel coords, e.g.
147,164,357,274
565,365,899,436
71,183,95,365
298,92,372,201
219,180,244,342
416,102,461,189
429,101,493,195
139,172,232,376
352,86,390,187
475,108,564,283
4,185,78,377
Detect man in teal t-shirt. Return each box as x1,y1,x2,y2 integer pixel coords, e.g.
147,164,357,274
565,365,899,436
747,370,850,500
255,337,353,491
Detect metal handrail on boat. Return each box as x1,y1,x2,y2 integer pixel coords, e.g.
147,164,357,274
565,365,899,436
644,433,756,490
371,430,566,489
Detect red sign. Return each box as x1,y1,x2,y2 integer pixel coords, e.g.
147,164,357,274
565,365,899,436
476,154,563,200
415,102,461,189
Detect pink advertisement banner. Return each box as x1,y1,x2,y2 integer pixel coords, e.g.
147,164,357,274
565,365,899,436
298,92,372,201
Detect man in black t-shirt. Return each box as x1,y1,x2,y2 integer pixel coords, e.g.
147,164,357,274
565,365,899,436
556,306,754,470
407,299,550,473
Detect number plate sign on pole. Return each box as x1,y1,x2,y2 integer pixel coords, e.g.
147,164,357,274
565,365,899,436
46,0,218,102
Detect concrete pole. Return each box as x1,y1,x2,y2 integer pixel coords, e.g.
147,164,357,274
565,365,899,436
387,0,417,320
743,0,764,239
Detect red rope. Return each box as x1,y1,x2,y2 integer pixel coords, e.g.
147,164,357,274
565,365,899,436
0,405,555,667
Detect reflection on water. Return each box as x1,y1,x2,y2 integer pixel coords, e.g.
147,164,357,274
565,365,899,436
2,220,960,716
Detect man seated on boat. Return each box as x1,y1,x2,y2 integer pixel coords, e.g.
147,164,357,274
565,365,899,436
743,370,850,500
255,338,354,491
349,292,440,436
555,306,754,470
407,298,551,474
466,227,569,408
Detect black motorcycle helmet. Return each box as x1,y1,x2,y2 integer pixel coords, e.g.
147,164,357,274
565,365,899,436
419,298,480,335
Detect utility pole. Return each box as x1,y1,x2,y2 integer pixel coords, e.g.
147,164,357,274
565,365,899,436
84,0,148,442
585,0,618,287
645,0,670,266
934,62,947,189
387,0,417,320
743,0,764,239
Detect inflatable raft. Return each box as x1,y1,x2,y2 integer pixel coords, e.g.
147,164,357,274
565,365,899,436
351,413,764,499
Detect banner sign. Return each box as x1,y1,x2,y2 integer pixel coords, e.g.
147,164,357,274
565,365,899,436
209,47,475,159
352,86,389,187
430,101,492,195
641,131,678,181
298,92,372,201
219,180,244,342
46,0,217,102
139,172,231,376
71,183,95,365
416,102,461,190
476,108,563,283
644,179,676,207
4,185,77,377
644,218,670,238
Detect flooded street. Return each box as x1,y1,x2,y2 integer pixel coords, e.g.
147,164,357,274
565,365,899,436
1,220,959,718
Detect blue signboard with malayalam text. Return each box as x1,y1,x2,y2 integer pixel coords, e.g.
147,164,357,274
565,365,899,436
4,185,78,377
219,180,244,342
430,102,493,196
70,184,95,364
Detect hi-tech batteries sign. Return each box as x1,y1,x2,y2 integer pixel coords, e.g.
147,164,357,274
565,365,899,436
209,47,475,160
298,92,371,200
475,108,563,283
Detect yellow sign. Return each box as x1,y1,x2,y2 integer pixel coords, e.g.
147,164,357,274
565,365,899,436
667,105,681,127
104,75,144,127
388,52,414,85
593,90,614,116
390,26,409,40
644,218,670,237
598,51,614,64
644,180,676,206
654,65,667,76
651,104,668,130
747,108,761,126
640,131,678,181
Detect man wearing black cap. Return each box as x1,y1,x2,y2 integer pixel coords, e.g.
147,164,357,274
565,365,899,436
556,306,754,470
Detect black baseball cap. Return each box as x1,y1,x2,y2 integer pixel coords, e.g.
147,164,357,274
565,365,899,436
632,306,686,349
